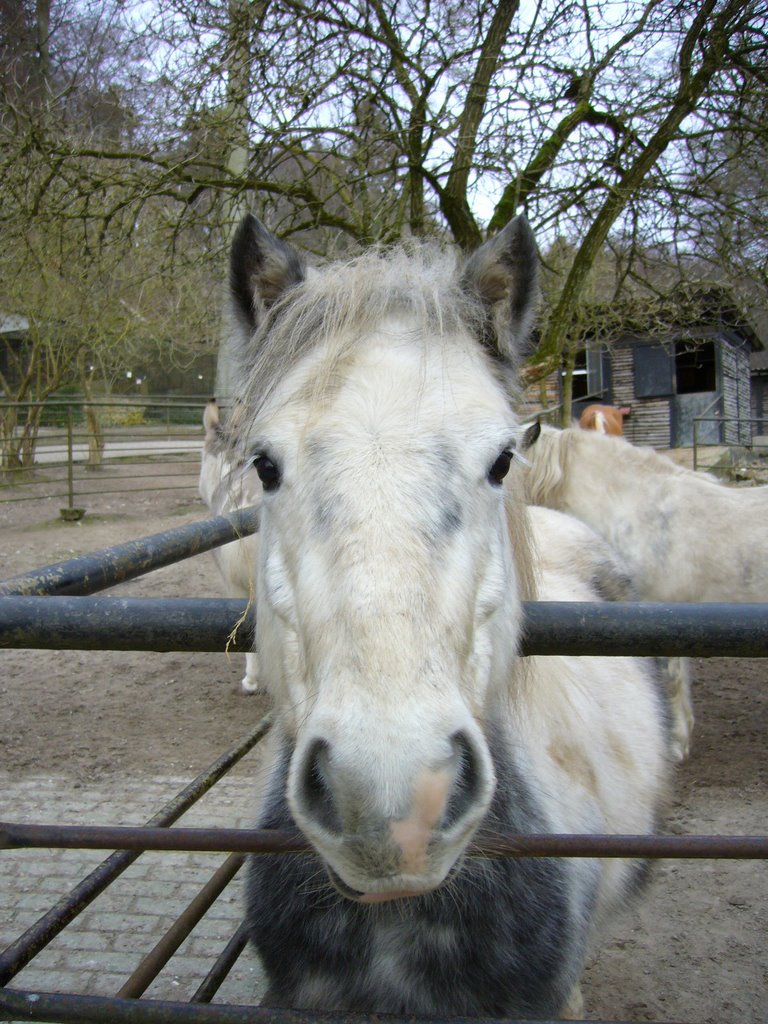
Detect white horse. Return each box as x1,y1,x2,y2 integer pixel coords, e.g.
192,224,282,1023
222,213,670,1019
524,425,768,603
529,505,635,603
198,398,262,692
523,424,768,759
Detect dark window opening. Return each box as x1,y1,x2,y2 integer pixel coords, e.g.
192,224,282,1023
562,348,603,402
675,341,716,394
633,343,674,398
570,349,589,401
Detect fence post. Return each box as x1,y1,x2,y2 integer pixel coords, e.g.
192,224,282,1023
59,405,85,521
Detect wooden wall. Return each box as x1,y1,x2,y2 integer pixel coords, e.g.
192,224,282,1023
720,339,752,445
610,344,672,447
521,331,756,449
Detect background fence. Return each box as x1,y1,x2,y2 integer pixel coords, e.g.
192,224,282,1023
0,399,207,517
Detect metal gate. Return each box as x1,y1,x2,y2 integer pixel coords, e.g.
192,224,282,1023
1,509,766,1024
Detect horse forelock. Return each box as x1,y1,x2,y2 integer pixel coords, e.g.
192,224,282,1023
232,244,518,447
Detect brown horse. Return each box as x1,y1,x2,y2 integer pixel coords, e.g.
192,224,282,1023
579,404,630,435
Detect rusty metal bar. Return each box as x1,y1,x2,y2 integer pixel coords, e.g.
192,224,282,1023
2,598,768,657
2,821,767,859
0,507,260,597
0,714,272,986
0,823,304,854
191,922,251,1004
116,854,245,1000
0,988,590,1024
0,477,200,506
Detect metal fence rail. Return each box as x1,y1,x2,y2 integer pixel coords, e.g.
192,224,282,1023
3,822,767,861
2,597,768,657
0,989,599,1024
1,398,207,515
0,506,260,597
692,413,768,471
1,512,766,1024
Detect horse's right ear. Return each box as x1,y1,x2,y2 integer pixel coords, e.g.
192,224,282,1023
522,419,541,450
203,397,219,433
229,214,306,332
461,215,539,362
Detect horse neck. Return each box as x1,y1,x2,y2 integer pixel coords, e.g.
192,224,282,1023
561,431,639,511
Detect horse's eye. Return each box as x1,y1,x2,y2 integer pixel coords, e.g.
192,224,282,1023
253,454,281,491
488,449,513,486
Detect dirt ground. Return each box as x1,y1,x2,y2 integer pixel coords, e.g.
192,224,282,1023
0,472,766,1022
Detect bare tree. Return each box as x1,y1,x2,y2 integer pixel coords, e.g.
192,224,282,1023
1,0,766,402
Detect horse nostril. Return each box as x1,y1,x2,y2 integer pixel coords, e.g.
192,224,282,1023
297,739,343,834
443,731,483,830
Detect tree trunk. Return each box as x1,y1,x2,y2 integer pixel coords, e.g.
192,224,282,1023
215,0,264,404
0,404,20,475
80,362,104,468
18,405,43,468
561,346,576,427
535,0,744,373
36,0,52,93
442,0,519,248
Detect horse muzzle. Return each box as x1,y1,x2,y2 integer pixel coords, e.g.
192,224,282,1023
288,728,495,899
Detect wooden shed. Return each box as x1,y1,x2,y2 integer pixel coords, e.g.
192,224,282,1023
750,350,768,437
529,292,764,448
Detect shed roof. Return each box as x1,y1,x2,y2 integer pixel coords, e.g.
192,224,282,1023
0,314,29,336
579,286,764,352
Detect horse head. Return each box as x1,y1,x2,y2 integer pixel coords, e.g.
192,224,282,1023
229,214,539,900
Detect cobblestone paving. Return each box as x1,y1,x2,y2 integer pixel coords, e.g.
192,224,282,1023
0,767,268,1012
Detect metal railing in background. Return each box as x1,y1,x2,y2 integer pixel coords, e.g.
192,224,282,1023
692,414,768,472
0,398,208,517
518,392,609,430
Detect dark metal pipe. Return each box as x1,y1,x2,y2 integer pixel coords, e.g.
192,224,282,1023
2,821,766,860
0,823,304,854
0,597,254,653
0,507,260,597
0,715,272,986
0,987,580,1024
521,600,768,657
191,922,251,1004
116,854,245,1000
2,598,768,657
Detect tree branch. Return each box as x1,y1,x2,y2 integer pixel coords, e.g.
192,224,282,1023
441,0,520,248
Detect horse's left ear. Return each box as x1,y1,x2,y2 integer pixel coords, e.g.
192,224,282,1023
203,398,221,444
229,214,306,333
461,215,539,361
521,419,541,450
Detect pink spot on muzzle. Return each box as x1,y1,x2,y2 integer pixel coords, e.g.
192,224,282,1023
389,768,453,876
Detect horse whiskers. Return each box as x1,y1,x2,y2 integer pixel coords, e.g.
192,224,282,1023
295,868,344,908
